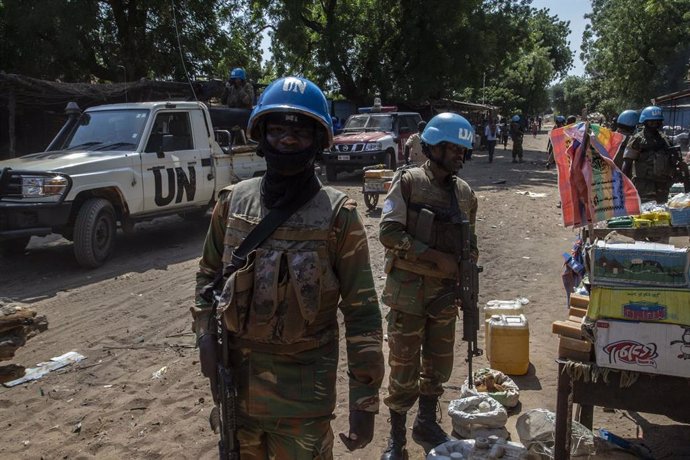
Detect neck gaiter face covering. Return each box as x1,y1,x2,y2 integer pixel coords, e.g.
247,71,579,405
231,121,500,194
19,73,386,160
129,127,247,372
259,140,322,209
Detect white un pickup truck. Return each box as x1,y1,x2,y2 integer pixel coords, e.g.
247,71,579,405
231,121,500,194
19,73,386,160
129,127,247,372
0,101,265,267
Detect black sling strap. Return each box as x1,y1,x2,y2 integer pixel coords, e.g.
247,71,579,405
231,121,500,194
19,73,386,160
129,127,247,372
228,182,320,270
199,179,322,305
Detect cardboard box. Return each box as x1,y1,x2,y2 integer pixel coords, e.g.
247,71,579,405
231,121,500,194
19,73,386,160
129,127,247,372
590,241,690,288
594,319,690,378
589,286,690,325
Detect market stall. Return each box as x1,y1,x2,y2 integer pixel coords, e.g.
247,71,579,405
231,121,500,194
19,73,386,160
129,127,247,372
549,122,690,459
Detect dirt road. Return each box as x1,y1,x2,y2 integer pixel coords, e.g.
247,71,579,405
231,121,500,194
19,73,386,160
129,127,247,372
1,131,688,459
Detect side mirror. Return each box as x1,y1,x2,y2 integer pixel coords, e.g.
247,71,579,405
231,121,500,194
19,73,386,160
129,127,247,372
214,130,233,153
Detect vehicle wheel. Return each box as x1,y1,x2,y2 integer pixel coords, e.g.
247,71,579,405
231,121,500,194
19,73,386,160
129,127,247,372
326,165,338,182
364,193,379,210
384,149,397,170
0,236,31,257
73,198,116,268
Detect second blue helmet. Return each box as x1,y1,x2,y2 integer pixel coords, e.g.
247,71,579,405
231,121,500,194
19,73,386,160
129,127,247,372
617,110,639,128
247,76,333,149
555,115,566,124
421,112,474,150
229,67,246,81
511,115,520,122
639,105,663,123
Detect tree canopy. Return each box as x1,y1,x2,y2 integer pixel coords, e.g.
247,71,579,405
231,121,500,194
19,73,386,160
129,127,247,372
581,0,690,110
1,0,573,115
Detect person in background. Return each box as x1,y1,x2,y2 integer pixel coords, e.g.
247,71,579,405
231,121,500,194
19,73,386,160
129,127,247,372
194,76,384,458
500,117,509,149
510,115,524,163
546,115,566,169
379,112,478,460
622,105,674,203
484,118,498,163
612,110,639,169
404,120,427,166
220,67,254,109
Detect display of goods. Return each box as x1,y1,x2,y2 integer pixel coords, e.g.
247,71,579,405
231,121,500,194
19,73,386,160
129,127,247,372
594,319,690,378
668,192,690,226
589,286,690,325
590,240,690,288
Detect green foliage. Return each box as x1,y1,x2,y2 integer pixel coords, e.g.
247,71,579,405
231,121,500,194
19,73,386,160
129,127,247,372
582,0,690,108
0,0,260,82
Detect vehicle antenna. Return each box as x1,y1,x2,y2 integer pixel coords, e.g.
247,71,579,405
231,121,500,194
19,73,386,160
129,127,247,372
171,0,198,101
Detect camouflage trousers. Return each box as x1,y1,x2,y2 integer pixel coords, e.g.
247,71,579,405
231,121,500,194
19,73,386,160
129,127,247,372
384,306,457,413
236,414,334,460
512,139,523,160
632,177,671,203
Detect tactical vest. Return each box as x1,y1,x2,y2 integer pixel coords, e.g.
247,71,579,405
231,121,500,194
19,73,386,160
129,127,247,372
387,166,475,280
217,178,347,351
631,129,672,180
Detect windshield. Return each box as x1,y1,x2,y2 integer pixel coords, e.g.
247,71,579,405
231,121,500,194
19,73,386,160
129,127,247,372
64,109,149,151
344,114,394,132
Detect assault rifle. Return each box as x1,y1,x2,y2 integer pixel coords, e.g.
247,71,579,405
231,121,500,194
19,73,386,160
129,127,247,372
668,145,690,192
453,210,483,389
200,260,243,460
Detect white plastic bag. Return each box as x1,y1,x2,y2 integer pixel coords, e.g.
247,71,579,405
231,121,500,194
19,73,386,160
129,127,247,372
448,395,508,439
461,368,520,408
516,409,595,458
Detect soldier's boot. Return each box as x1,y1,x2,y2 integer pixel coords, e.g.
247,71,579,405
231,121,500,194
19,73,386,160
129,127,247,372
411,395,450,449
381,410,407,460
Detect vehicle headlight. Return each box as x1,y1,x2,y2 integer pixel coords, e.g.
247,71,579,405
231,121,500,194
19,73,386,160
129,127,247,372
21,175,70,200
364,142,382,151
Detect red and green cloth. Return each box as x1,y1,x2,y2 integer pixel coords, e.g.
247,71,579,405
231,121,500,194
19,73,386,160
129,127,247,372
550,123,640,228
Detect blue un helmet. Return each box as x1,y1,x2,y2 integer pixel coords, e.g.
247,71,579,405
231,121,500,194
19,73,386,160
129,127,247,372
421,112,474,150
229,67,246,81
511,115,520,122
616,110,639,129
639,105,663,123
247,76,333,149
555,115,566,125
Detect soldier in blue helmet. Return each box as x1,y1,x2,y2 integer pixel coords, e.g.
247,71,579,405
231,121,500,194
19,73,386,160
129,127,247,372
622,105,674,202
194,76,384,458
509,114,524,163
220,67,255,109
612,110,639,168
378,112,479,459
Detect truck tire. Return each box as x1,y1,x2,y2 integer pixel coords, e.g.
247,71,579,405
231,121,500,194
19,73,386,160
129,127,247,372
73,198,116,268
326,165,339,182
385,149,397,170
0,236,31,257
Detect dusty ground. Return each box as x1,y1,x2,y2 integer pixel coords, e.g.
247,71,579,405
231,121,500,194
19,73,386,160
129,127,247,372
1,130,689,459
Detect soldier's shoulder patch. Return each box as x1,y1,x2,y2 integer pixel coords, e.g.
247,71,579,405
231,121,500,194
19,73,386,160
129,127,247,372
382,198,394,214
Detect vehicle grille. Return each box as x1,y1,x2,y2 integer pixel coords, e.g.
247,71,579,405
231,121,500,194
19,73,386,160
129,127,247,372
0,169,23,198
332,143,365,153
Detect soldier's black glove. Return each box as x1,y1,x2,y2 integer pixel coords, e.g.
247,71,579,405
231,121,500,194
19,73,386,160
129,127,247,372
338,410,375,451
197,333,218,401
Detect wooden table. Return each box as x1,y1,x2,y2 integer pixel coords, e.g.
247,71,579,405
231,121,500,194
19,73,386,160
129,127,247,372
554,360,690,460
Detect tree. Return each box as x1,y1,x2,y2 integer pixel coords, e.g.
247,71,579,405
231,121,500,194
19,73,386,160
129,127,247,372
0,0,258,82
582,0,690,107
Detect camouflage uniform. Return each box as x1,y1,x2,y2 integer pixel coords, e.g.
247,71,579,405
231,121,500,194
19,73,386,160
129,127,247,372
379,160,478,413
193,178,384,459
623,127,673,202
405,133,425,165
510,122,523,161
221,81,255,109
